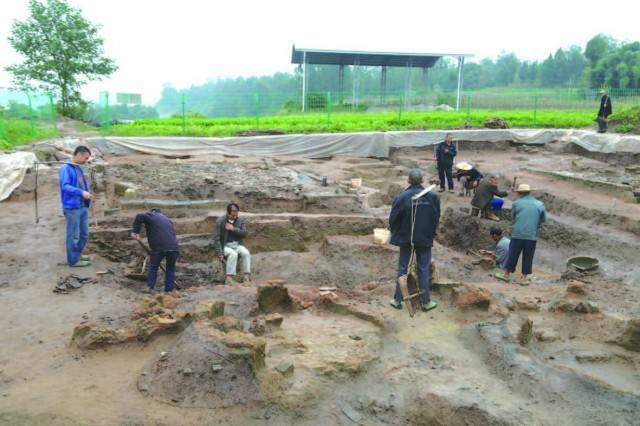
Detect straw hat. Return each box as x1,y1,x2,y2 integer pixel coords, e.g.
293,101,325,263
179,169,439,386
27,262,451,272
599,89,606,94
516,183,534,192
456,162,473,171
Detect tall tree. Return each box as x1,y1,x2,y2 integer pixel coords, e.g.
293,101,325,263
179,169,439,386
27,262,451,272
6,0,117,117
584,34,615,65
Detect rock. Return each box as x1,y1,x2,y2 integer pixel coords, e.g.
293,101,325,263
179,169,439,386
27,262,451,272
182,368,193,376
194,300,225,320
452,284,492,310
264,313,284,327
575,352,612,363
71,322,128,349
484,117,509,129
162,296,178,310
617,319,640,352
342,404,364,423
574,301,599,314
535,329,560,342
256,281,293,314
114,181,137,197
211,362,223,373
212,316,244,333
518,317,534,346
275,361,294,376
160,351,169,361
124,188,137,199
515,297,541,311
349,335,362,341
548,299,575,313
566,280,587,295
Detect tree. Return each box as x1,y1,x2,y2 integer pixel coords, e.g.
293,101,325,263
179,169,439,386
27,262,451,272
5,0,117,117
584,34,615,65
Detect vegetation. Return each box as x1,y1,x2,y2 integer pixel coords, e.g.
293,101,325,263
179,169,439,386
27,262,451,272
0,119,58,150
610,106,640,133
5,0,117,117
107,110,596,138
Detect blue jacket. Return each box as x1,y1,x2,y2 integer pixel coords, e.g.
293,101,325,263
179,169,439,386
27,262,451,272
132,209,179,253
59,162,90,209
389,184,440,248
435,142,457,167
511,194,546,241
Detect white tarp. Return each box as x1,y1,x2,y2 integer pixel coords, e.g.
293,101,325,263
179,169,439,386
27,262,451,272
0,152,37,202
82,129,639,159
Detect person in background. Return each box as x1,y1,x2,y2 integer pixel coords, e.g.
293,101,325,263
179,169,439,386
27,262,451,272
59,145,93,267
131,209,180,293
470,174,508,221
596,89,612,133
388,169,440,312
214,203,251,285
495,184,546,286
435,133,457,193
454,162,483,197
489,226,511,270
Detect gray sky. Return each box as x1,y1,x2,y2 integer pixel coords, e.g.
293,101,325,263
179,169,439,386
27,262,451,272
1,0,639,103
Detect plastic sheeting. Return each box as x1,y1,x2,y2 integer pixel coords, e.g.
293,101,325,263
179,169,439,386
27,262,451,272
84,129,640,159
0,152,37,202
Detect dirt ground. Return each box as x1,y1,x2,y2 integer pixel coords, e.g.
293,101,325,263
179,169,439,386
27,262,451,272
0,129,639,425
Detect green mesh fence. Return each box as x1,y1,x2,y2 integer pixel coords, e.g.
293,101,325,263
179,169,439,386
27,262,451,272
0,89,57,149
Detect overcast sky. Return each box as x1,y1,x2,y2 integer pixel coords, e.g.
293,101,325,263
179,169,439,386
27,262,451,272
1,0,639,103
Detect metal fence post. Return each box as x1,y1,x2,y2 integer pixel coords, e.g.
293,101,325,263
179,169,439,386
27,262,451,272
181,92,186,135
397,92,404,127
254,93,260,128
466,93,471,123
533,93,538,127
327,91,332,125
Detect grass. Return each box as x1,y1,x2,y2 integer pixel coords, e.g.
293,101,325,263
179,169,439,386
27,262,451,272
108,110,597,138
0,119,59,150
609,105,640,133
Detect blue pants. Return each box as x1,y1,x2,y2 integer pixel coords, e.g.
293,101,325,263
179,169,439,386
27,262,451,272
394,244,431,305
437,164,454,190
505,238,537,275
63,208,89,266
148,251,179,291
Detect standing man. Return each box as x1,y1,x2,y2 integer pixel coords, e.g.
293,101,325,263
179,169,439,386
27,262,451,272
597,89,612,133
470,174,508,221
489,227,511,270
214,203,251,285
496,184,546,286
59,145,93,267
435,133,457,193
388,169,440,312
131,209,179,293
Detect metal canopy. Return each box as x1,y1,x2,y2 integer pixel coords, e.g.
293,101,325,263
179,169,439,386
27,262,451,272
291,46,472,67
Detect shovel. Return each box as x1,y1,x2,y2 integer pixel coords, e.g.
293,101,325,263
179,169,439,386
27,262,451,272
136,240,182,290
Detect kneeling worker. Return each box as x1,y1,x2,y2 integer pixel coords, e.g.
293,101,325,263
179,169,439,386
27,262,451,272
471,174,508,221
489,226,511,270
214,203,251,285
388,169,440,312
131,209,179,292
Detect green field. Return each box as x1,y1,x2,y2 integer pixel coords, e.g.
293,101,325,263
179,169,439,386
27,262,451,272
108,110,597,138
0,119,59,150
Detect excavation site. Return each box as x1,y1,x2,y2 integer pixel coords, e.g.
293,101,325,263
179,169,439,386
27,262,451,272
0,129,639,425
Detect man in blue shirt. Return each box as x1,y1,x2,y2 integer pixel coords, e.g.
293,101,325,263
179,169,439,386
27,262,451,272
388,169,440,312
489,226,510,270
131,209,180,292
496,184,546,286
435,133,457,193
58,146,93,267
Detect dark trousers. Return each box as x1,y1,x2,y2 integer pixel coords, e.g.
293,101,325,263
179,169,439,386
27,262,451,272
394,244,431,305
505,238,537,275
147,250,179,291
597,116,608,132
437,163,454,190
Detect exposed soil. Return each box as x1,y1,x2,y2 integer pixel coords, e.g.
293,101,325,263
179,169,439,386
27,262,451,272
0,133,639,425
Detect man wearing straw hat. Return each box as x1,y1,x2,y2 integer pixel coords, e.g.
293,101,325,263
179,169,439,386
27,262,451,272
454,162,483,197
596,89,612,133
495,183,546,286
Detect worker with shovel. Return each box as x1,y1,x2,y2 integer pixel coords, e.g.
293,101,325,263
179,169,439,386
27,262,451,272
59,145,93,267
388,169,440,312
131,209,180,292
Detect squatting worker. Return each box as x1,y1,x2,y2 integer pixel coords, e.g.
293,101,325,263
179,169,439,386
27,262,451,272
454,162,483,197
489,226,511,270
131,209,179,293
471,173,508,221
214,203,251,285
496,184,546,286
597,89,612,133
388,169,440,312
435,133,457,193
59,145,93,267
